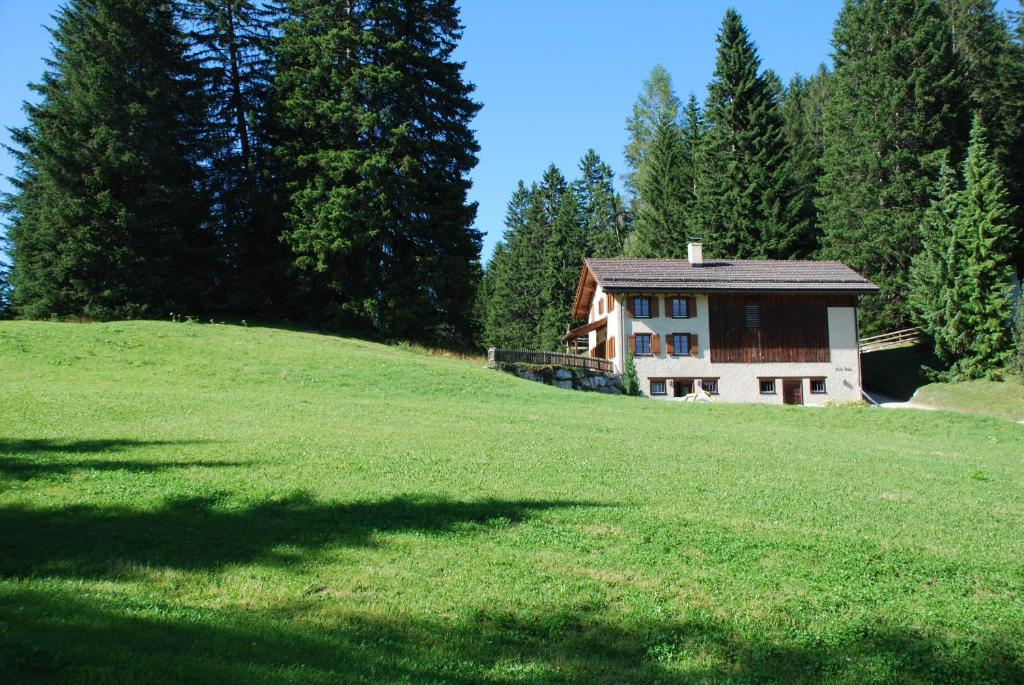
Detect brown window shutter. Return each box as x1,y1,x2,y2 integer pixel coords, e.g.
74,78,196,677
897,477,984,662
626,296,635,317
606,293,614,312
608,336,615,358
666,334,674,355
687,296,696,318
651,296,660,318
628,333,636,355
651,334,661,355
690,334,699,356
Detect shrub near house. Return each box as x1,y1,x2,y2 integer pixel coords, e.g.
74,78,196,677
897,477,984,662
564,242,879,403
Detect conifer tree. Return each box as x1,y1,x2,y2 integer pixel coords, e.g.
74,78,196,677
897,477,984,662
624,65,681,201
274,0,482,344
693,9,806,260
539,191,587,350
781,68,830,255
954,116,1017,377
5,0,210,319
818,0,968,333
621,354,640,396
574,150,626,257
943,0,1024,242
183,0,290,315
628,118,689,258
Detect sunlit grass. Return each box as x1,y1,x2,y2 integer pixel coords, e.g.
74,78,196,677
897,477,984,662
1,321,1022,683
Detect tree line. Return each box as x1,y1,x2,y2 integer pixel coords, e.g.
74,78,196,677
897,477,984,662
2,0,482,346
478,0,1024,379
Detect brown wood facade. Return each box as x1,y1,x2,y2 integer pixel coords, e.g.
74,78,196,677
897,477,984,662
708,294,855,364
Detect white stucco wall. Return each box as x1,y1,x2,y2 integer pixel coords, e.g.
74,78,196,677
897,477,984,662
610,293,863,405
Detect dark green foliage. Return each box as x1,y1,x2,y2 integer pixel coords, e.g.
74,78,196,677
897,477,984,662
183,0,294,316
274,0,482,344
943,0,1024,259
624,65,680,202
0,259,11,320
780,67,830,255
5,0,210,319
692,9,807,260
1012,307,1024,376
574,150,627,258
818,0,969,333
628,118,690,258
480,153,627,351
539,192,587,350
910,117,1017,379
621,353,640,395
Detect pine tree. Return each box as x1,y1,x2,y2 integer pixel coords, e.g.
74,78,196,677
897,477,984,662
818,0,969,333
5,0,210,320
274,0,482,344
574,150,626,258
624,65,681,201
0,256,11,320
628,118,689,258
693,9,806,260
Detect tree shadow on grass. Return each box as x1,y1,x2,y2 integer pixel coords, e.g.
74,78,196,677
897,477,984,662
0,438,229,481
0,493,588,578
1,588,1021,684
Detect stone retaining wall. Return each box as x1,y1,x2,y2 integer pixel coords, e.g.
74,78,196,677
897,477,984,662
491,362,623,394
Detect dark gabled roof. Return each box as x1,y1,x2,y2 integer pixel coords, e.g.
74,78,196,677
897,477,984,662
585,258,878,293
571,258,878,319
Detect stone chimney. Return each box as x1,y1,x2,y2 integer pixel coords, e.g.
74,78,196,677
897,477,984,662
687,241,703,266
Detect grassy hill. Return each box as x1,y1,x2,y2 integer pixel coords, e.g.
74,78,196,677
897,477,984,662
2,321,1023,684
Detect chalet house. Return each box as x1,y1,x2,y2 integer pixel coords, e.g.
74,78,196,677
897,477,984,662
564,242,879,404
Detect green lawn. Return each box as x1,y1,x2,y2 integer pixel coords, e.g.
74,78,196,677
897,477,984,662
914,376,1024,423
2,321,1023,684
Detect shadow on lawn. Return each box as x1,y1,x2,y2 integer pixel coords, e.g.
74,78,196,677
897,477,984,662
1,588,1020,685
0,493,584,577
0,438,229,481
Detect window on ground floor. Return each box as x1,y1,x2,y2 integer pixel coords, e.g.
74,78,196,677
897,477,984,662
810,378,827,394
701,379,719,394
650,379,667,396
760,379,776,394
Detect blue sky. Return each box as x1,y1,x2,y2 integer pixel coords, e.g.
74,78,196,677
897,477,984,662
1,0,1017,263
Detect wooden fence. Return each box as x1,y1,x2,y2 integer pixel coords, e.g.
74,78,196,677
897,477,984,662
858,327,922,354
488,348,615,373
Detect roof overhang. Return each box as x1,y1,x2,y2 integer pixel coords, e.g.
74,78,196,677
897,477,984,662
561,317,607,343
599,286,879,296
570,263,598,320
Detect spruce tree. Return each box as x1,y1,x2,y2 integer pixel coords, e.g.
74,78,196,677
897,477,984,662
574,150,626,258
818,0,969,333
621,354,640,396
781,68,830,255
539,191,587,350
953,116,1017,377
5,0,209,319
275,0,482,344
693,9,806,260
183,0,291,315
943,0,1024,247
624,65,681,201
628,118,689,258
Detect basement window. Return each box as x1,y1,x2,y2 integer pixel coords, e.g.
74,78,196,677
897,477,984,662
810,379,827,394
760,379,776,394
701,379,719,395
650,379,667,396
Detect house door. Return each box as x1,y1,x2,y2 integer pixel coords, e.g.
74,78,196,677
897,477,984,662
783,380,803,405
673,379,692,398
